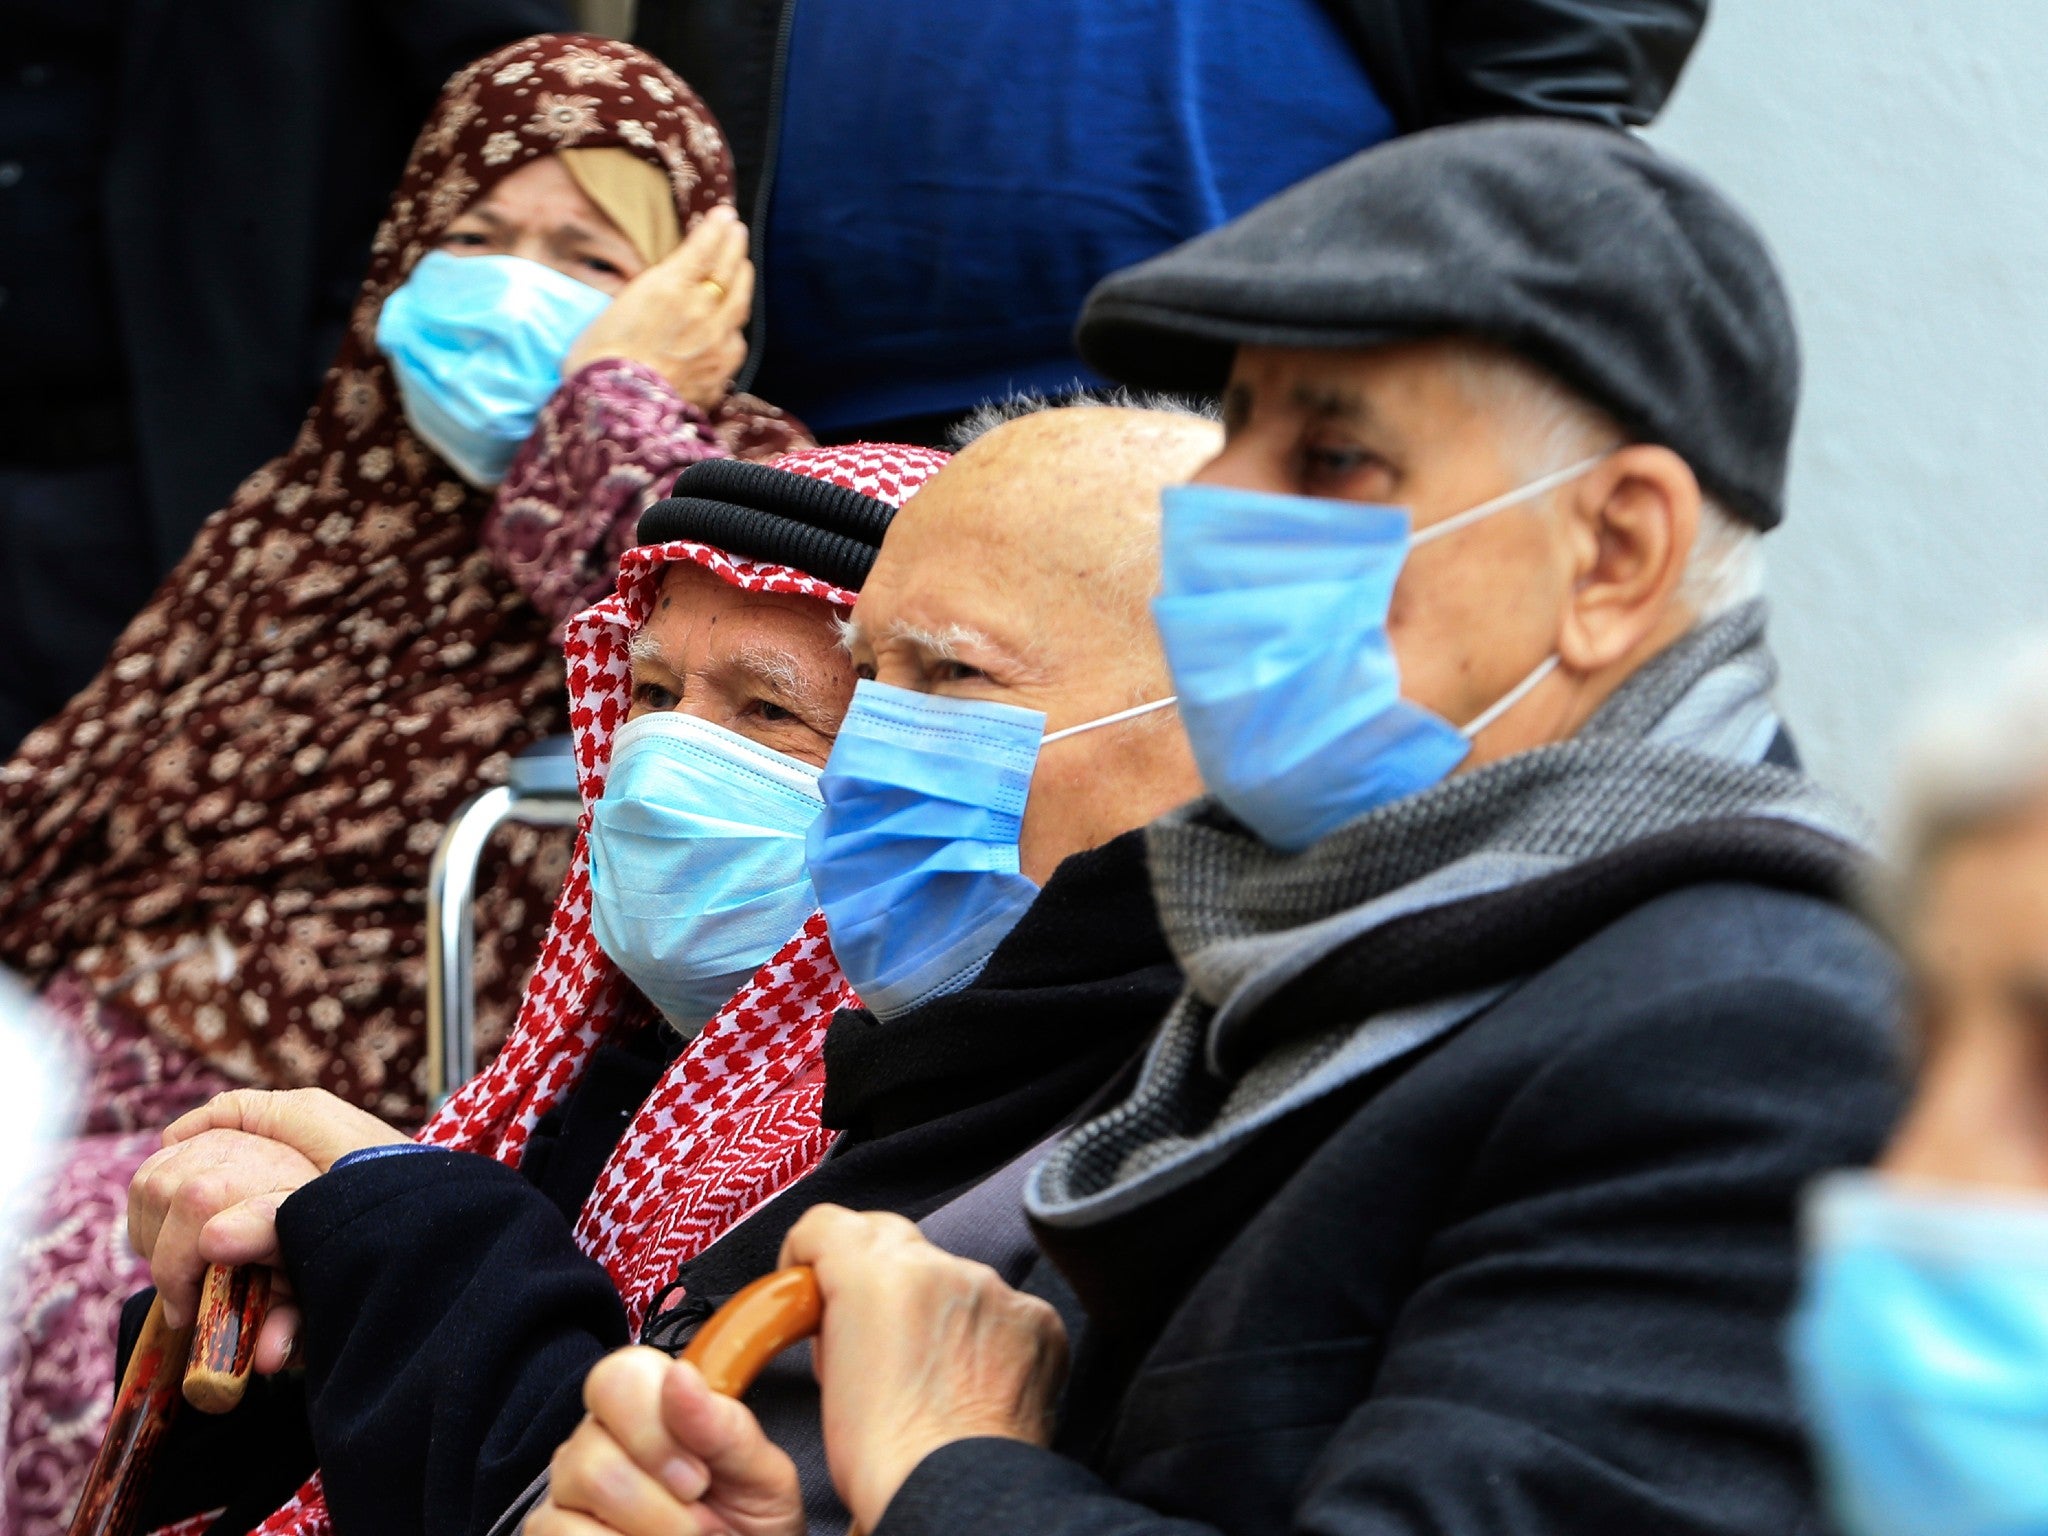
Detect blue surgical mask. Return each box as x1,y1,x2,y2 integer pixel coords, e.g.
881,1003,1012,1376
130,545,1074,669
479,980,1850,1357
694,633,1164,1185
1788,1172,2048,1536
806,680,1176,1020
588,711,823,1036
1152,457,1599,853
376,250,611,489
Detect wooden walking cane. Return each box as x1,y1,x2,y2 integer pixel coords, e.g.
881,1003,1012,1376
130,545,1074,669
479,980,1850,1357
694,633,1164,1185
63,1265,805,1536
679,1267,870,1536
679,1265,821,1398
66,1264,272,1536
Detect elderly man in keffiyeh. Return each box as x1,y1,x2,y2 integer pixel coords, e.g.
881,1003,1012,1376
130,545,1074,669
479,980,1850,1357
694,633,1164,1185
0,33,819,1535
116,439,948,1536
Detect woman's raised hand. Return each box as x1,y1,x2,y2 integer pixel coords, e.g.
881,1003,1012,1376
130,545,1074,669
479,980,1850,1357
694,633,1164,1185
566,204,754,413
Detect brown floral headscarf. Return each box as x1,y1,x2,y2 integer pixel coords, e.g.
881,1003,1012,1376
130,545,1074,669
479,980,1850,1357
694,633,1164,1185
0,35,779,1121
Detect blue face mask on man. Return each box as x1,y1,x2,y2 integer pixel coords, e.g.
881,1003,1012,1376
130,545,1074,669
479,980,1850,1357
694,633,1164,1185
805,680,1176,1020
588,710,823,1036
1151,457,1601,853
376,250,612,489
1788,1171,2048,1536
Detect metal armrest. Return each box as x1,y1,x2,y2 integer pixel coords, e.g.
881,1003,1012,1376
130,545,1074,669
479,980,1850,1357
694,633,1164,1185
424,736,582,1103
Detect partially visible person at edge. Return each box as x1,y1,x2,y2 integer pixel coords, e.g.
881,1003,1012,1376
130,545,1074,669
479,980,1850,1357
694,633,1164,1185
535,121,1906,1536
634,0,1706,444
0,0,573,753
0,35,808,1536
488,398,1220,1536
1789,635,2048,1536
108,442,945,1536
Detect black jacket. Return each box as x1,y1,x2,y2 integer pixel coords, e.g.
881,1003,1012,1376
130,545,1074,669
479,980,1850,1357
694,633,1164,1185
130,831,1173,1536
633,0,1705,392
102,0,567,563
877,877,1905,1536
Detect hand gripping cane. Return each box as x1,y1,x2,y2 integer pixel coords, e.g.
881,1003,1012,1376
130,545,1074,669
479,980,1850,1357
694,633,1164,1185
680,1266,875,1536
66,1265,813,1536
67,1264,272,1536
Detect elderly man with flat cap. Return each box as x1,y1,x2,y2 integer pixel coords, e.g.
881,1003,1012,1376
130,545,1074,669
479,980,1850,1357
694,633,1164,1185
532,123,1903,1536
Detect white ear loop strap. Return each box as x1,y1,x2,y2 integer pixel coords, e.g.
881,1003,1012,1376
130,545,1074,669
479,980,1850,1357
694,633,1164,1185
1043,695,1180,745
1461,654,1560,740
1409,454,1607,549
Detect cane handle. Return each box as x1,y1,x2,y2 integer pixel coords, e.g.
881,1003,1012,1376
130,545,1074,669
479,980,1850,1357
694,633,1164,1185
678,1267,861,1536
183,1263,272,1413
679,1265,822,1399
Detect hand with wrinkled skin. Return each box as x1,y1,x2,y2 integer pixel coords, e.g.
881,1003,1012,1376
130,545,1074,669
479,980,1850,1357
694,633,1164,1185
530,1348,803,1536
566,204,752,412
127,1087,407,1367
782,1205,1068,1533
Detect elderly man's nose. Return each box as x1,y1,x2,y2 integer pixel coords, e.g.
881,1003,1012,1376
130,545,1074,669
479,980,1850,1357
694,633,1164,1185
1186,433,1279,492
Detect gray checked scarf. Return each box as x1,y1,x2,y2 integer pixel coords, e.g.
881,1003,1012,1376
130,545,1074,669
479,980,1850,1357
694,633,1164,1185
1028,601,1871,1230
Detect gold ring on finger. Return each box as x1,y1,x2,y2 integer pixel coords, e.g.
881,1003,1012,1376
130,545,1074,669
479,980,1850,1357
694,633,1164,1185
700,277,727,301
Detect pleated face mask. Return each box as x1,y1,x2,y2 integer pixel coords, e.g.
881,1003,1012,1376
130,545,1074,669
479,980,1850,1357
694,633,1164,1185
805,680,1175,1020
377,250,612,489
1789,1171,2048,1536
588,710,824,1036
1151,456,1600,852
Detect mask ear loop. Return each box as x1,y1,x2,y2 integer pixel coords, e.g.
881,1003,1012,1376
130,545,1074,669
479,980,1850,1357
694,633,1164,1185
1409,455,1608,548
1410,456,1601,744
1459,655,1559,741
1043,695,1179,745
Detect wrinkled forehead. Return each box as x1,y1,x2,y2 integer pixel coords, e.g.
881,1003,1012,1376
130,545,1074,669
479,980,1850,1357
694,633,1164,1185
640,558,845,630
856,411,1212,639
1221,339,1504,427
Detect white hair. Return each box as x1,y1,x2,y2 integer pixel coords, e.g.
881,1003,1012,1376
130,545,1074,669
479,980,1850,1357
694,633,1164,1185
946,387,1220,449
1876,631,2048,934
1445,342,1764,623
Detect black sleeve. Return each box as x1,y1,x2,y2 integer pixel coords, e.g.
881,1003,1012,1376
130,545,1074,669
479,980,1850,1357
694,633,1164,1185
1326,0,1706,131
277,1149,631,1536
1434,0,1706,125
876,971,1900,1536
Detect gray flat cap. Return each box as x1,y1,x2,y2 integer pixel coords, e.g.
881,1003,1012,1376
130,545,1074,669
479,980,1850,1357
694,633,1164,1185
1076,120,1799,530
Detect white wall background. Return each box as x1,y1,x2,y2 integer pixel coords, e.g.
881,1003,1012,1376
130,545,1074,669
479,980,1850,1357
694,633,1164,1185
1646,0,2048,812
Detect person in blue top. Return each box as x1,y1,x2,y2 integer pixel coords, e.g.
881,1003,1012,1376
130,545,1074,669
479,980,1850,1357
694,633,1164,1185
633,0,1706,442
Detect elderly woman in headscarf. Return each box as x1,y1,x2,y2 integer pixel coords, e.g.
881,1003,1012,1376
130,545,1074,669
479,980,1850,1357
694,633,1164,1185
118,441,948,1536
0,34,807,1533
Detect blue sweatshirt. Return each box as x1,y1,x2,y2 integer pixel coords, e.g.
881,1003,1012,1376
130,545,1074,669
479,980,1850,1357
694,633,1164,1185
753,0,1394,433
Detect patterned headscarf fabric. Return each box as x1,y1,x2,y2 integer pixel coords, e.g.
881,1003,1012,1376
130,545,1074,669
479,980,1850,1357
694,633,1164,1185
247,442,950,1536
0,35,800,1121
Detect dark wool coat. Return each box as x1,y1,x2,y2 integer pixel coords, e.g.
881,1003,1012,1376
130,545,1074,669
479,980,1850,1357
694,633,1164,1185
879,880,1904,1536
126,832,1173,1536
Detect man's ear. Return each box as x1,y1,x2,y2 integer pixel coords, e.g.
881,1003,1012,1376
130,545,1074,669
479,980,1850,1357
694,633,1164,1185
1555,444,1700,674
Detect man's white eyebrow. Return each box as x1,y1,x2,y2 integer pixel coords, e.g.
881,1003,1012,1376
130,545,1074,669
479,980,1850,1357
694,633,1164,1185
627,629,671,667
881,619,1000,661
720,639,811,698
839,615,1046,679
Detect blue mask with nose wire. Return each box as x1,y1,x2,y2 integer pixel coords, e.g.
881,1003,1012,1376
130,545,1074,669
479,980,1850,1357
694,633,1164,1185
806,680,1177,1020
588,710,823,1037
1789,1172,2048,1536
1151,456,1600,853
377,250,612,489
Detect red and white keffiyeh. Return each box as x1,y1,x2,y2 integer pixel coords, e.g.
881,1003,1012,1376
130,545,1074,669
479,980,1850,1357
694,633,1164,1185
248,441,947,1536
